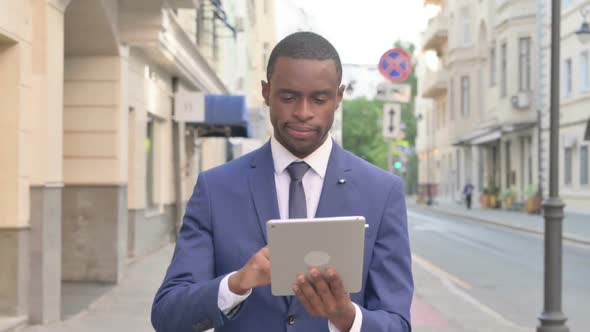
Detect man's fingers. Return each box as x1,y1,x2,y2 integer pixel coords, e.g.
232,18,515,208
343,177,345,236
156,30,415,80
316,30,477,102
310,268,337,315
293,284,317,316
260,246,270,259
326,267,348,300
296,274,326,316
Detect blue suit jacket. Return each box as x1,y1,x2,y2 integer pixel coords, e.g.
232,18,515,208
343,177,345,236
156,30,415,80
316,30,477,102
152,141,413,332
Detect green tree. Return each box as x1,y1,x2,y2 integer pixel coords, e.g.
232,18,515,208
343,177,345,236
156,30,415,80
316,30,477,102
341,40,420,194
342,98,388,169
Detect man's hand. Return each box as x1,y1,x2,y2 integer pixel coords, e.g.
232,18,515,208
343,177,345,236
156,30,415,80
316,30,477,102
228,247,271,295
293,267,356,332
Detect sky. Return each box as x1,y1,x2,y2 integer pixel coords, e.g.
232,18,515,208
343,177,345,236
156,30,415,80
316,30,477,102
276,0,436,65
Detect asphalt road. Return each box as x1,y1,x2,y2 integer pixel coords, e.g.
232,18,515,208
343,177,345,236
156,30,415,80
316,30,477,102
408,207,590,332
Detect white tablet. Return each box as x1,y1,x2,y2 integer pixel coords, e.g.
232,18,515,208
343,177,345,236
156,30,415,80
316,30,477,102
267,216,366,296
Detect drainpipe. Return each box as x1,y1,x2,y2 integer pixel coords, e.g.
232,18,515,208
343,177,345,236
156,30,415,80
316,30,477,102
172,77,184,238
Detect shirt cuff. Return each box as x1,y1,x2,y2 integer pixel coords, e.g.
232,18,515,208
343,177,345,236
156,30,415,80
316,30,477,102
328,303,363,332
218,272,252,315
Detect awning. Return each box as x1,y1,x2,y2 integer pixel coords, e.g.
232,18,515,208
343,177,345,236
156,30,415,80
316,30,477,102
452,128,492,146
584,118,590,141
204,94,251,137
471,130,502,145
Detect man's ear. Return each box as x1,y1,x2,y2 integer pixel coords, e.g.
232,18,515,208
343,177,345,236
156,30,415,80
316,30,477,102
261,80,270,106
337,84,345,103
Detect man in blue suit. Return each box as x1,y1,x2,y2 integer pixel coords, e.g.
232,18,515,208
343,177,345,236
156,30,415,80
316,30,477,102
152,31,413,332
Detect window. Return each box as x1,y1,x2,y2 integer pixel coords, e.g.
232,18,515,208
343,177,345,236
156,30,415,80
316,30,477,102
564,58,573,97
565,147,573,185
580,51,590,91
563,0,574,10
460,8,472,46
146,118,156,208
581,146,589,185
461,76,470,117
450,78,455,120
248,0,257,26
505,141,511,188
264,0,269,14
490,46,497,86
478,147,484,190
196,5,204,46
501,43,507,97
527,137,533,185
518,37,531,91
456,150,461,189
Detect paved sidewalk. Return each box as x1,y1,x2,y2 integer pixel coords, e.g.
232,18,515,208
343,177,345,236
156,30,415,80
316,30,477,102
18,245,173,332
409,200,590,245
16,243,531,332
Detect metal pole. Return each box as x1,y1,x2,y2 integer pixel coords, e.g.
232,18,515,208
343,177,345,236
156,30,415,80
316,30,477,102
388,139,393,173
537,0,569,331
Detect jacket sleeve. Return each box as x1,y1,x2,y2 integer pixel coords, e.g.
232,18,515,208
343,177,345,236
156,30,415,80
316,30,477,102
360,176,414,332
151,172,229,332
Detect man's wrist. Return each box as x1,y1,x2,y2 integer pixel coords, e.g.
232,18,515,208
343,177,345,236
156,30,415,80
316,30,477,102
328,302,356,332
228,270,250,295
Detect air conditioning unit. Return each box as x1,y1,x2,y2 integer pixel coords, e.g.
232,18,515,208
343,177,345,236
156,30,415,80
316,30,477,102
511,92,531,109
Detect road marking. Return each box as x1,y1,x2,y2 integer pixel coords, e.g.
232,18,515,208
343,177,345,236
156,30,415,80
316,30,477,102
441,278,527,330
412,254,472,290
413,253,528,330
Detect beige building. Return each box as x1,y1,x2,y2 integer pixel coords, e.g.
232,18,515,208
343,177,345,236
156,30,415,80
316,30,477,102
418,0,540,207
0,0,273,329
539,0,590,211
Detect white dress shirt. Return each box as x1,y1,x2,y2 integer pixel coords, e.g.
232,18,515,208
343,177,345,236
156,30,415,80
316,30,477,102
218,136,362,332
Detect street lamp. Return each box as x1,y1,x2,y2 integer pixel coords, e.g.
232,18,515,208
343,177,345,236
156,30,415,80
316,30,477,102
537,0,569,331
575,5,590,44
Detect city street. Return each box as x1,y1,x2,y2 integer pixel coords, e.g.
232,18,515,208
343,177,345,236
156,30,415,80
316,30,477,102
408,206,590,332
15,203,590,332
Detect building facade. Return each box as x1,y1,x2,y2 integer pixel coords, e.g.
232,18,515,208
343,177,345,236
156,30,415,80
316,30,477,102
539,0,590,211
418,0,540,208
0,0,272,329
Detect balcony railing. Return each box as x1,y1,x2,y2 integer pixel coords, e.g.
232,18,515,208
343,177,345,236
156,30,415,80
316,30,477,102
422,67,448,99
422,10,448,53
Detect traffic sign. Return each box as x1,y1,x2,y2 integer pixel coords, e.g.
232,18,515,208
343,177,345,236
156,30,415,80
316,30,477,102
375,81,412,103
378,48,412,82
382,103,401,139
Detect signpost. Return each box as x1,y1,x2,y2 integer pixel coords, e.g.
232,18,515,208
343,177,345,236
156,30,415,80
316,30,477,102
378,48,413,173
382,103,401,140
375,81,412,103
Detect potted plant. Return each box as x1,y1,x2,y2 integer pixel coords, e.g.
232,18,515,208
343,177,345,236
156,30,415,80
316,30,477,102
500,189,516,209
488,185,500,208
480,187,490,208
525,184,542,214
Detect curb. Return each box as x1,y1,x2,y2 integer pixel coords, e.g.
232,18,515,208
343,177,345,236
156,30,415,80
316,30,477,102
409,204,590,247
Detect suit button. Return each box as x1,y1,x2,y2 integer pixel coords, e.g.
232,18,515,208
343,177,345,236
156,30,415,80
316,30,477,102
287,314,296,325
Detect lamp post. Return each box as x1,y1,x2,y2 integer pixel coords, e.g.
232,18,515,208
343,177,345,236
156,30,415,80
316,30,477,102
537,0,569,331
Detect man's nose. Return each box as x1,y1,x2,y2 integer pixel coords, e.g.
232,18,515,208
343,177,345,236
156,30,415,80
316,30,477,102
293,99,314,120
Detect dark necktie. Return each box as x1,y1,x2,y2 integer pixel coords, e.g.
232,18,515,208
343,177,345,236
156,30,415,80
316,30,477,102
286,161,310,219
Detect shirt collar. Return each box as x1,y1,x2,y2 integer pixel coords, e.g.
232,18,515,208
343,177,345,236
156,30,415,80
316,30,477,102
270,135,333,179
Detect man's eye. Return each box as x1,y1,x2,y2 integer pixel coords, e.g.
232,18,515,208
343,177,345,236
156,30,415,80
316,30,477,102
314,98,327,104
281,96,295,103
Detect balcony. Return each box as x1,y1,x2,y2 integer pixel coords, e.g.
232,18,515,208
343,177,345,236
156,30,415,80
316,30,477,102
422,67,448,99
422,10,448,54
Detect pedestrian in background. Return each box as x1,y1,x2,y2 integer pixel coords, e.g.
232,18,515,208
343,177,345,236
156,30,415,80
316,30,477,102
463,181,474,210
151,31,413,332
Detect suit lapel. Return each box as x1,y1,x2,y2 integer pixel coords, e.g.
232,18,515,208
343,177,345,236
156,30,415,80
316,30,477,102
248,141,280,244
248,142,290,309
314,142,354,218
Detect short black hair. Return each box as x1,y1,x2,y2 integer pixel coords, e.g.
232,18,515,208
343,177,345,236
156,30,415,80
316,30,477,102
266,31,342,83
